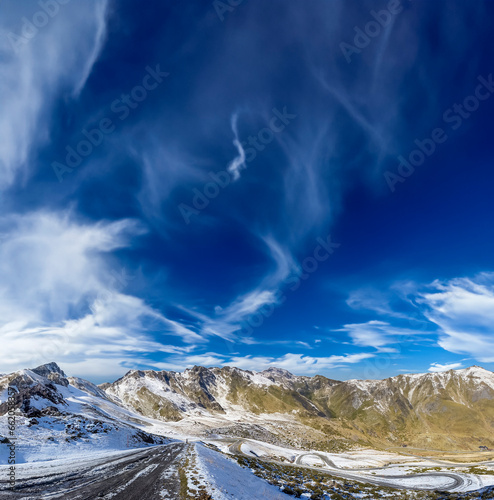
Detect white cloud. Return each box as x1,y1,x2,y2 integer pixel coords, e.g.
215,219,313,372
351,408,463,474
153,353,228,372
0,0,109,187
345,274,494,365
223,290,278,321
226,113,247,181
227,352,375,374
419,274,494,362
336,320,424,351
428,362,463,373
152,351,374,375
176,234,300,342
346,288,410,319
0,211,201,376
0,211,143,324
179,288,279,342
72,0,108,97
135,142,205,227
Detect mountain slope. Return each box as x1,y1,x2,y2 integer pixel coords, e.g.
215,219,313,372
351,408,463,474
102,365,494,450
0,363,170,462
104,365,337,424
2,362,493,457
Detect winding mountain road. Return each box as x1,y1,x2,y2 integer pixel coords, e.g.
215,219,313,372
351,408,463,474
229,440,468,492
1,439,486,497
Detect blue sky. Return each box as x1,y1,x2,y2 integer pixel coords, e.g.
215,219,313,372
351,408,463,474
1,0,494,383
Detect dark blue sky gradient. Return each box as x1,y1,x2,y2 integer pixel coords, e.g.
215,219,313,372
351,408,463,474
1,0,494,381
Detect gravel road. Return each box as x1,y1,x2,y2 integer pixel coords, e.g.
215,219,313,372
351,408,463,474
0,443,186,500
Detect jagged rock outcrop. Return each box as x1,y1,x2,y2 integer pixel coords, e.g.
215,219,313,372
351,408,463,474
0,363,169,449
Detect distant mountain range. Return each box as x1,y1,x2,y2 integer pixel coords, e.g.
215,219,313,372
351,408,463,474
101,364,494,450
2,363,494,453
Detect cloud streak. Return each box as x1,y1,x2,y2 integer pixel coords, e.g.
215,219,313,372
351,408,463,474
226,113,247,181
0,211,201,376
152,351,374,375
419,274,494,362
429,362,463,373
343,273,494,365
0,0,109,188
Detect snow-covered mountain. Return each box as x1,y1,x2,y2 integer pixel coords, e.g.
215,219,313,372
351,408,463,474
2,362,494,460
102,364,494,450
0,363,170,463
103,365,314,420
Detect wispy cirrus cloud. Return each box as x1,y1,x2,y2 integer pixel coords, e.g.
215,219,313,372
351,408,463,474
428,362,464,373
72,0,108,97
346,287,414,320
226,113,247,181
335,320,427,351
342,273,494,365
0,0,109,188
179,288,280,342
152,351,374,375
418,274,494,362
0,211,201,377
174,234,300,342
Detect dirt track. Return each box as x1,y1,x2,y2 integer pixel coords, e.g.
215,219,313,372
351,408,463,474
0,443,186,500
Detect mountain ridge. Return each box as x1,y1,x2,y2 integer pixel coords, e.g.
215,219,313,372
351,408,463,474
0,362,171,462
104,363,493,386
2,362,494,453
97,363,494,451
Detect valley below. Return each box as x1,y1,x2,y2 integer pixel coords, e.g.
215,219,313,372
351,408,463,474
2,362,494,498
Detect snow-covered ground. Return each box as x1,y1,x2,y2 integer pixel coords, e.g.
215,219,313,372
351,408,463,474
219,437,417,467
187,443,287,499
2,364,494,496
205,437,494,493
0,446,150,482
0,380,177,463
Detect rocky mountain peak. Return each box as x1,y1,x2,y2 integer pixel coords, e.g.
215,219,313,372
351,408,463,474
31,362,68,387
261,367,295,379
31,362,66,378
